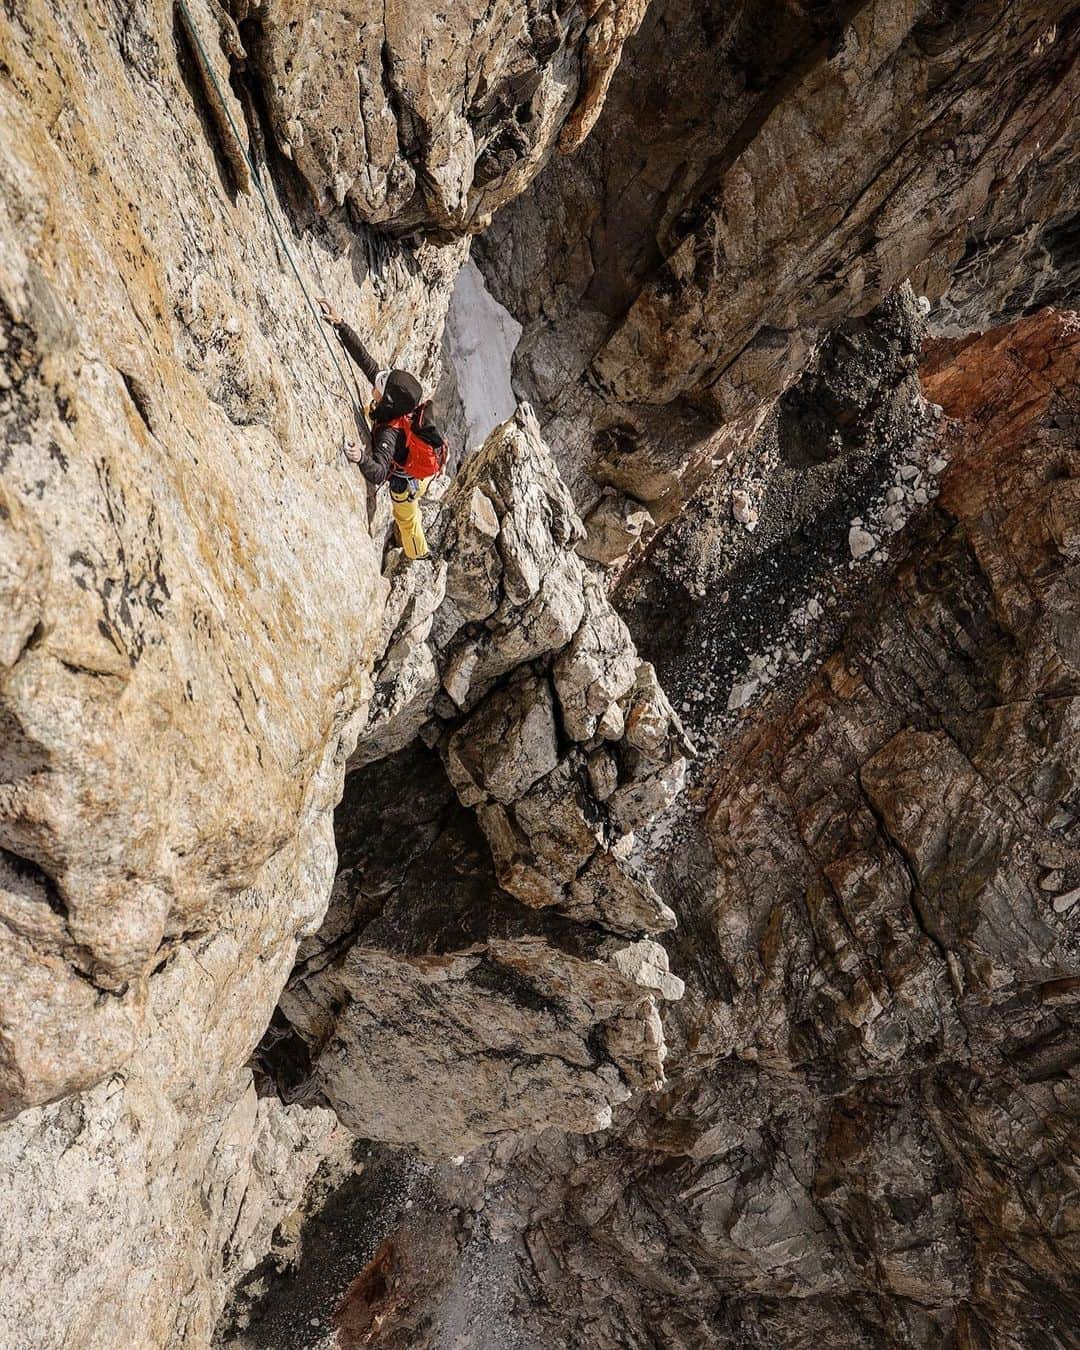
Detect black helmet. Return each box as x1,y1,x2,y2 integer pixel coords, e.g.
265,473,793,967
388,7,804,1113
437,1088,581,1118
376,369,423,420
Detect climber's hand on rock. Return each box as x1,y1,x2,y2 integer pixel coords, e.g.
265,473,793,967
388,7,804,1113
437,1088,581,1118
317,297,342,327
343,440,364,464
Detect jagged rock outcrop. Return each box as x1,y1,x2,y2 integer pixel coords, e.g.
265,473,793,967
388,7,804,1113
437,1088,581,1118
244,0,648,231
360,404,690,926
263,406,689,1156
295,937,673,1154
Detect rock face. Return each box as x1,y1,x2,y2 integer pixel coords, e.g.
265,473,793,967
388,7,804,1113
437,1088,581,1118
478,0,1080,534
244,0,648,231
0,0,463,1123
560,308,1079,1348
3,2,1080,1348
264,407,689,1157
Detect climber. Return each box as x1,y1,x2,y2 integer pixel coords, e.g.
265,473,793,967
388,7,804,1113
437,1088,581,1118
318,298,447,560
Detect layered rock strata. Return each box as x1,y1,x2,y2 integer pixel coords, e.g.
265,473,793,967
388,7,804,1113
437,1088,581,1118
478,0,1080,552
267,310,1079,1350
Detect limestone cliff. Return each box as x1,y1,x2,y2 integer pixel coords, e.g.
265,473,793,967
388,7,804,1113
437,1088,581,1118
1,2,1078,1349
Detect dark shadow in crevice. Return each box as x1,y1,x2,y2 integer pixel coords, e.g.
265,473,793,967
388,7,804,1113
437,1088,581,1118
173,6,243,202
120,369,155,434
0,845,67,917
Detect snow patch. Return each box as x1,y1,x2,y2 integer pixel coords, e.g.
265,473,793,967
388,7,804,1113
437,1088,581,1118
443,260,522,450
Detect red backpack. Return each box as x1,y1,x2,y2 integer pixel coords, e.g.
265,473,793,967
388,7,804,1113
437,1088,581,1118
380,406,448,481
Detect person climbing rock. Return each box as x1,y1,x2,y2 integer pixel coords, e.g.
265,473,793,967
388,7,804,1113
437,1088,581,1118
318,298,447,560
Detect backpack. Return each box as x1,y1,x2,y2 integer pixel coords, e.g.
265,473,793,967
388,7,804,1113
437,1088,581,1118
380,405,448,481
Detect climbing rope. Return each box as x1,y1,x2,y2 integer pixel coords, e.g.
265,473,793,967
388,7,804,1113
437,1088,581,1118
174,0,366,432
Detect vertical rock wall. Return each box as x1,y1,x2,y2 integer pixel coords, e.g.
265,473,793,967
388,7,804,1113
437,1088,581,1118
2,2,1079,1347
0,1,655,1343
0,0,429,1339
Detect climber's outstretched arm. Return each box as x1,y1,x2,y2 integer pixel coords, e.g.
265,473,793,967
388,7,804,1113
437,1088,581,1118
317,298,381,386
335,321,381,386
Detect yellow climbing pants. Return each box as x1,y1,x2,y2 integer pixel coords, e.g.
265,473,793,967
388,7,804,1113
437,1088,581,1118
389,476,430,559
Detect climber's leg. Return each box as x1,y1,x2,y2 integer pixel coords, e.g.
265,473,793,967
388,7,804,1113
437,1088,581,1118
390,476,430,559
